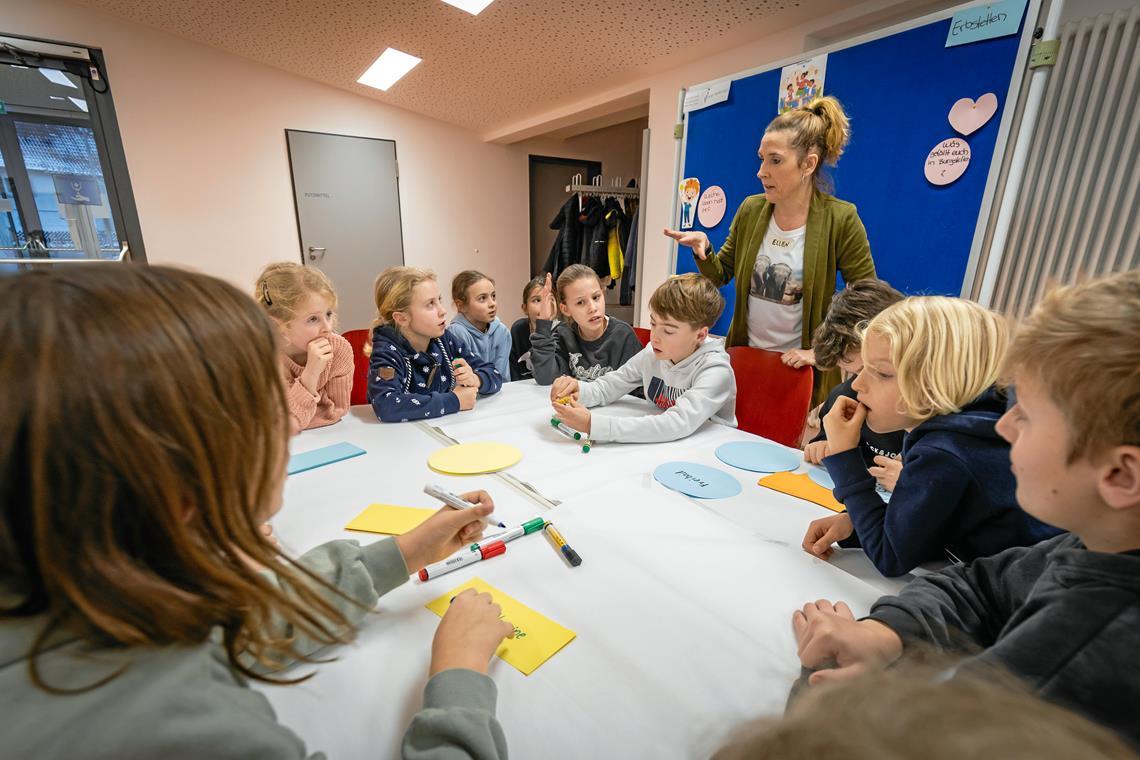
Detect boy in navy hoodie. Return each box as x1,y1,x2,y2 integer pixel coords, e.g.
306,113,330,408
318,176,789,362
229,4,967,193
366,267,502,422
802,296,1059,577
791,271,1140,749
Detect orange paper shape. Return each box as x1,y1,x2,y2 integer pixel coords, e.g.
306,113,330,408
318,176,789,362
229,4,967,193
758,471,844,512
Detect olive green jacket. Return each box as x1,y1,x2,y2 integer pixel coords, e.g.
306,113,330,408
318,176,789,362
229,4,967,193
695,190,876,404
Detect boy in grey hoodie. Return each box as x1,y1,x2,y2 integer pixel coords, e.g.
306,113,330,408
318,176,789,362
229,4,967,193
790,271,1140,750
551,273,736,443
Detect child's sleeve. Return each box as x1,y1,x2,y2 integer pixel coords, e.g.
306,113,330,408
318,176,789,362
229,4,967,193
284,378,322,431
493,327,513,382
529,319,568,385
402,669,509,760
310,336,354,427
578,347,648,408
588,361,735,444
449,334,502,397
368,335,460,422
823,444,971,577
866,535,1065,651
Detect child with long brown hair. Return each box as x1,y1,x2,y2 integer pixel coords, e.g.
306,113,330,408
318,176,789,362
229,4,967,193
0,265,513,758
367,266,502,422
447,270,512,381
254,262,353,430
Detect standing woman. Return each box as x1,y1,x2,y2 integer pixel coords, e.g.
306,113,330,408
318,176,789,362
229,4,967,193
665,96,876,405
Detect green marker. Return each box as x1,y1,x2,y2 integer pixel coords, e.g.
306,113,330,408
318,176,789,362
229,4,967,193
469,517,547,552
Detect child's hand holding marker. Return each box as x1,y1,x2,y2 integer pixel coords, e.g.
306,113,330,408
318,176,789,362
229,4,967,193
451,358,480,388
430,588,515,677
552,398,591,436
822,395,867,454
396,490,496,571
550,375,580,403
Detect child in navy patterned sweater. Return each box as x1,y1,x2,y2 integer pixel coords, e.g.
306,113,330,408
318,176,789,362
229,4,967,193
367,267,502,422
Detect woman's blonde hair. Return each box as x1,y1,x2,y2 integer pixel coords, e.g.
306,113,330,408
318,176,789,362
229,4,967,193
253,261,337,324
0,265,358,692
765,96,851,190
364,266,437,356
864,296,1008,422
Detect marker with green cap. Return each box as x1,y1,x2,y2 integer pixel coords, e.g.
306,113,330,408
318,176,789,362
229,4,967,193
469,517,547,552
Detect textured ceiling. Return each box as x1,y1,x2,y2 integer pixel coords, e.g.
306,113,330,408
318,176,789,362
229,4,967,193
70,0,803,133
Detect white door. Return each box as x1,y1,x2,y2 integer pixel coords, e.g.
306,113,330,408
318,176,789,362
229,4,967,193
286,130,404,331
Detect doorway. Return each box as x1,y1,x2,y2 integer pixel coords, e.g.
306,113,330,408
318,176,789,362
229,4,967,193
528,155,600,278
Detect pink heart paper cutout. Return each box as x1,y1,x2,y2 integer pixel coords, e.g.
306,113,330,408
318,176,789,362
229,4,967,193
948,93,998,136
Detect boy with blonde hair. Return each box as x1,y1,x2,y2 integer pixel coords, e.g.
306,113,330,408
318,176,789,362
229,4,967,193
792,271,1140,749
803,296,1059,576
551,273,736,442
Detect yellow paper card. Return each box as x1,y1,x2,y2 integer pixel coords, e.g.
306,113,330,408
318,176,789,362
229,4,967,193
758,471,845,513
345,504,435,535
425,577,576,676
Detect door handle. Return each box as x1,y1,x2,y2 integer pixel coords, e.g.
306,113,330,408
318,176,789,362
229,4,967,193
307,246,327,262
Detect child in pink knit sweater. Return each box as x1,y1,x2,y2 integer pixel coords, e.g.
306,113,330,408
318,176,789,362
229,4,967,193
254,263,353,430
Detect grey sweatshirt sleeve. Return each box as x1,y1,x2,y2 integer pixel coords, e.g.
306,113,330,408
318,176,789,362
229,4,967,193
588,360,735,443
866,535,1062,650
529,319,567,385
578,346,649,408
402,669,508,760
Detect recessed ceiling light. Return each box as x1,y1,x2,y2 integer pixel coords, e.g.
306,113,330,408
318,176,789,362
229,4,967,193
69,97,88,112
442,0,494,15
357,48,421,91
39,68,77,88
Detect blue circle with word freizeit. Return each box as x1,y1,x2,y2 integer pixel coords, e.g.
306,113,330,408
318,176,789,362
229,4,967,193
714,440,801,473
808,466,835,490
653,461,742,499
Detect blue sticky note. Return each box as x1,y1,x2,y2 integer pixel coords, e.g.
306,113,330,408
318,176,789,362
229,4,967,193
653,461,742,499
715,441,800,473
287,442,366,475
808,467,835,490
946,0,1027,47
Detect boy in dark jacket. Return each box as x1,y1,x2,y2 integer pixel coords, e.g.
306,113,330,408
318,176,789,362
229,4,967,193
803,297,1059,577
791,271,1140,749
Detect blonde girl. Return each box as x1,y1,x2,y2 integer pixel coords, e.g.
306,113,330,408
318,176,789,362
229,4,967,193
254,262,353,430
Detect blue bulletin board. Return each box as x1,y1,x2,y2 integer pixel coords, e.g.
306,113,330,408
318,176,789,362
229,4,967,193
674,1,1039,336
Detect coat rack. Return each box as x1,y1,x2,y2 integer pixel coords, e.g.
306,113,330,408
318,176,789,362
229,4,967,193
565,174,640,199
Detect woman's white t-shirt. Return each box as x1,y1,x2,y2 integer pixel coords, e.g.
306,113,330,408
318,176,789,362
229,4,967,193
746,217,806,352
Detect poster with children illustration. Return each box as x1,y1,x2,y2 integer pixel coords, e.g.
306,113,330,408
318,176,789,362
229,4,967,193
778,54,828,113
678,177,700,230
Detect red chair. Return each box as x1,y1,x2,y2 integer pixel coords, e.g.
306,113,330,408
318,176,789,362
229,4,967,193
727,346,813,447
341,329,372,406
633,326,651,347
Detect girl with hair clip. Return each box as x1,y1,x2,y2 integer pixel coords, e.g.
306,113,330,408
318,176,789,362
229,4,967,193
367,266,502,423
0,265,513,758
665,96,878,407
254,261,354,431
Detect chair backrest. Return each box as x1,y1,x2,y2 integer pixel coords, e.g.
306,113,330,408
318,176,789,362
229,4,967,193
727,346,813,447
341,329,371,406
632,326,651,347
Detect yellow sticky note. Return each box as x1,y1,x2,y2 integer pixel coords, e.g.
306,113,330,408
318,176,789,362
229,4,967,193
427,442,522,475
345,504,435,535
425,578,576,676
758,471,845,513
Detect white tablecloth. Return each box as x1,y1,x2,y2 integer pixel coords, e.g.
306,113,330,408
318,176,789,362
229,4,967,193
260,383,906,759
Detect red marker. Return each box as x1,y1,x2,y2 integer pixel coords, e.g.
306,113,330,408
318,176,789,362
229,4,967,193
418,540,506,581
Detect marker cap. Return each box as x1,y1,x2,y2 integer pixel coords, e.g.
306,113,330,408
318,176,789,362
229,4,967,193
522,517,547,534
417,568,429,581
479,540,506,559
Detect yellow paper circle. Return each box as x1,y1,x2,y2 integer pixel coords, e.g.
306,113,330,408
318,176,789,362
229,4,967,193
427,442,522,475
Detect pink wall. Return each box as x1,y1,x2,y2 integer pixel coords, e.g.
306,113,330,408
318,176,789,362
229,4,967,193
0,0,534,327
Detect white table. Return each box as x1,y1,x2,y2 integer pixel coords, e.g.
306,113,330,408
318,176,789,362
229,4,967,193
261,383,906,759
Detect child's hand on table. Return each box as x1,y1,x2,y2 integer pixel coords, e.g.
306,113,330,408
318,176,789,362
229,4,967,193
431,588,516,676
552,398,591,435
803,440,830,465
869,455,902,492
792,599,903,686
455,384,478,410
452,358,481,388
550,375,579,403
802,513,854,560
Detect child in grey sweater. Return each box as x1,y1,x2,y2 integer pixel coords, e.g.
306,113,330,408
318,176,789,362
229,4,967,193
0,265,513,760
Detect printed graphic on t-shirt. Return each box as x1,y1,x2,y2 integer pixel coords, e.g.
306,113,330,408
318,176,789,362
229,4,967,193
647,376,682,410
749,248,803,305
569,352,612,381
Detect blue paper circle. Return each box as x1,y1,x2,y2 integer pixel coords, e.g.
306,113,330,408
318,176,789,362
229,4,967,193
714,441,801,473
653,461,742,499
808,467,835,490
